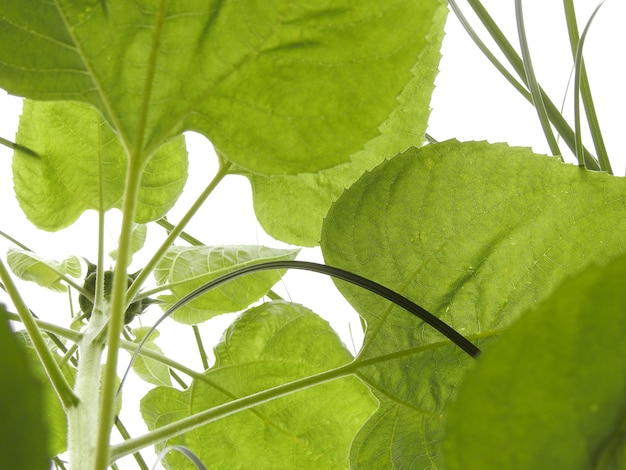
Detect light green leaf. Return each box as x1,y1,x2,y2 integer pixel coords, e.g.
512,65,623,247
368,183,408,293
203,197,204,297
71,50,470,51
141,301,377,469
443,253,626,469
320,140,626,467
154,245,299,324
0,305,49,468
243,0,447,245
6,247,81,292
109,224,147,262
131,327,171,387
0,1,435,174
12,100,188,231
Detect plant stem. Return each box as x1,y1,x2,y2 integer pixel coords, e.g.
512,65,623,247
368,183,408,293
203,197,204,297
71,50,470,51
126,161,231,301
193,325,210,370
0,259,79,409
94,153,146,469
514,0,561,156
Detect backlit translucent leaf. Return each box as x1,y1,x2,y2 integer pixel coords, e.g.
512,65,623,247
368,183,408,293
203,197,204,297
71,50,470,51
320,140,626,467
0,305,49,468
154,245,299,324
0,0,435,174
141,301,377,469
131,327,171,387
12,100,187,231
109,224,147,262
443,253,626,469
6,247,81,292
243,0,447,245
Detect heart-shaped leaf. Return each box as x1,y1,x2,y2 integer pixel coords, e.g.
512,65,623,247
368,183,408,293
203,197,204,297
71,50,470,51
321,140,626,467
141,301,376,469
12,100,188,231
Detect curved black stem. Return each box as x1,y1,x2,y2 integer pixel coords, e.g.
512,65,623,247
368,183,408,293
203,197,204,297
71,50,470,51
118,261,480,396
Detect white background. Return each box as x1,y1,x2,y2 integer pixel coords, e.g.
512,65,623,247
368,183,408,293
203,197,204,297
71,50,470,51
0,1,623,468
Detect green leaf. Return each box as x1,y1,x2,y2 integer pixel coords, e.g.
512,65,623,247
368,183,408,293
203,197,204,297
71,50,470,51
443,253,626,469
109,223,147,262
131,327,171,387
320,140,626,467
15,331,75,458
154,245,299,324
141,301,376,469
0,1,435,174
6,247,81,292
0,305,49,468
12,100,188,231
243,0,447,245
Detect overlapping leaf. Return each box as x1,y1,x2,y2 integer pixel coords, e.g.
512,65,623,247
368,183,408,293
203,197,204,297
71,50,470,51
443,253,626,469
154,245,299,324
12,100,187,231
243,0,447,245
0,306,49,468
6,248,81,292
320,140,626,467
141,301,377,469
0,0,435,174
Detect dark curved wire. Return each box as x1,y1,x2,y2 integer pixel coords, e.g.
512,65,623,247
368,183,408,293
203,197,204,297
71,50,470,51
118,261,480,396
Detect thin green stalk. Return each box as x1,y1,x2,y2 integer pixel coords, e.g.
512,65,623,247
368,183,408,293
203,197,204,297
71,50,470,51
110,331,485,463
564,0,609,170
448,0,531,101
110,361,357,462
115,417,149,470
4,310,206,381
126,161,232,301
192,325,210,370
156,218,204,246
0,259,79,408
0,135,39,158
94,153,146,469
515,0,561,156
461,0,601,168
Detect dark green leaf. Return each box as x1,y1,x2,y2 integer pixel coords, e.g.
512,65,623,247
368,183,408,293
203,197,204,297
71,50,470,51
0,305,49,468
443,253,626,469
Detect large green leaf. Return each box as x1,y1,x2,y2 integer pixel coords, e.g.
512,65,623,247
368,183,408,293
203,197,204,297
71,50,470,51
243,0,447,245
443,253,626,469
154,245,300,324
6,247,81,292
0,1,434,174
12,100,187,231
320,140,626,467
141,301,377,469
0,305,49,469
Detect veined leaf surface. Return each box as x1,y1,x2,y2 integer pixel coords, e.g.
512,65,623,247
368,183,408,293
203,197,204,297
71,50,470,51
321,140,626,467
0,0,435,174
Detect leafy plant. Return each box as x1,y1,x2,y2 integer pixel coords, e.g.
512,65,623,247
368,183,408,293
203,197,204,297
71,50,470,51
0,1,623,469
